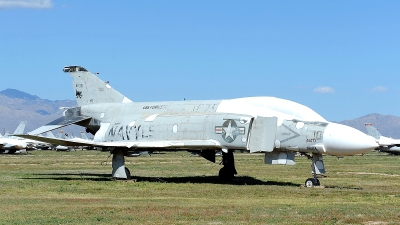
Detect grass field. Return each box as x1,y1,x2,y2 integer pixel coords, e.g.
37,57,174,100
1,150,400,224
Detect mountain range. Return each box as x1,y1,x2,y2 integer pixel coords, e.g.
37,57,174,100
341,114,400,139
1,88,400,138
0,89,78,136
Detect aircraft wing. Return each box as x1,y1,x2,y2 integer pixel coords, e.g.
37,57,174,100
14,134,222,150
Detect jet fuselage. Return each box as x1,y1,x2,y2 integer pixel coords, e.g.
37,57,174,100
79,97,376,157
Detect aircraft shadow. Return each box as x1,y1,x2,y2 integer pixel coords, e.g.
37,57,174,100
131,175,300,186
23,173,300,186
23,173,112,182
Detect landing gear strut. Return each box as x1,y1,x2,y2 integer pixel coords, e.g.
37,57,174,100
304,153,325,187
219,150,237,180
111,148,131,180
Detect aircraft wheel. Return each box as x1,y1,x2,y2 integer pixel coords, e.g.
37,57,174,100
305,178,320,187
125,167,131,180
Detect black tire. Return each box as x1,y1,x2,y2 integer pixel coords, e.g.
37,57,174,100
125,167,131,180
305,178,320,187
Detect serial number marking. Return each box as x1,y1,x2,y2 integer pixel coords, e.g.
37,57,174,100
143,105,167,110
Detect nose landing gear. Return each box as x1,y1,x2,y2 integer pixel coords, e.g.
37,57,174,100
302,153,325,187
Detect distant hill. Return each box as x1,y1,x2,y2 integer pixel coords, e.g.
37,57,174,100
0,89,80,136
1,88,400,139
340,113,400,139
0,88,41,101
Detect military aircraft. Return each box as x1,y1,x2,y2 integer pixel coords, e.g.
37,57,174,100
0,121,30,153
17,66,378,187
37,131,59,150
54,130,74,151
365,123,400,154
3,121,27,138
1,121,53,151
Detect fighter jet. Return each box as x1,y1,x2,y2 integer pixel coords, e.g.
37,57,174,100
3,121,26,138
365,123,400,154
0,121,30,153
17,66,378,187
54,130,74,151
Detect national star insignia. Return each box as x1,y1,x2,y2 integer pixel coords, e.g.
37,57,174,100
223,121,235,140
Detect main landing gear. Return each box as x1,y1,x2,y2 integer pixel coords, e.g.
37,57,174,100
111,148,131,180
303,153,326,187
111,148,238,181
219,150,237,180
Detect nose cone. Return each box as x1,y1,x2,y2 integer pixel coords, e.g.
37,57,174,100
323,123,378,156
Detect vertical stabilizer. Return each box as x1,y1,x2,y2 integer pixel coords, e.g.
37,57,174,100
46,131,55,138
56,131,65,139
63,66,132,106
13,121,27,135
80,131,89,140
365,123,382,139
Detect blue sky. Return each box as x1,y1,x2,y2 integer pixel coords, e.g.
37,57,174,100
1,0,399,122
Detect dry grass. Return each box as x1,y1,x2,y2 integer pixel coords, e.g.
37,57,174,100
1,150,400,224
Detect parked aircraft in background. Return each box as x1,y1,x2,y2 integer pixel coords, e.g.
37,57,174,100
40,130,95,151
80,131,90,140
18,66,378,187
365,123,400,155
3,121,26,138
1,122,59,152
69,131,98,150
46,131,55,138
37,131,61,150
0,121,30,153
54,130,74,151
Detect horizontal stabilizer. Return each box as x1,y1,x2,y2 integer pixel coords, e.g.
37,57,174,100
14,134,222,150
15,135,96,147
28,116,91,135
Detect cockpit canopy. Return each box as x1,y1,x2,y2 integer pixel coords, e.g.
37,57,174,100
217,97,327,124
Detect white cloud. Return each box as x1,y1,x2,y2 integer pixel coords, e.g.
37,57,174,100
371,86,388,92
313,86,335,94
0,0,53,9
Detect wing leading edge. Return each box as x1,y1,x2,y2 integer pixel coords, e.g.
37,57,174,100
14,134,222,150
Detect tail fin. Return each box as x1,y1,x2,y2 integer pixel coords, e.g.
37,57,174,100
63,66,132,106
56,130,71,139
80,131,89,140
365,123,382,139
46,131,55,138
13,121,27,135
